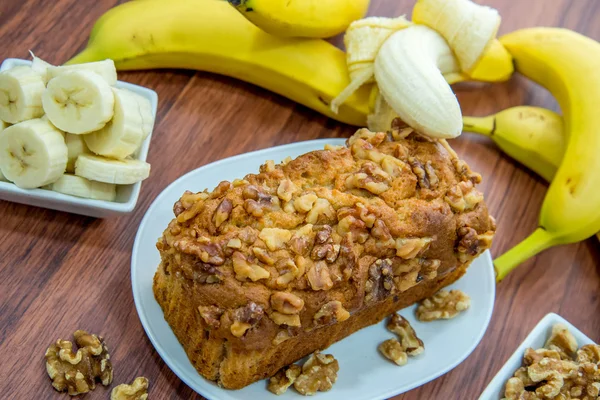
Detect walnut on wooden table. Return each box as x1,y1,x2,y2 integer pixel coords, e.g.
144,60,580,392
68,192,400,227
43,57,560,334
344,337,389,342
111,377,149,400
415,289,471,322
45,330,113,396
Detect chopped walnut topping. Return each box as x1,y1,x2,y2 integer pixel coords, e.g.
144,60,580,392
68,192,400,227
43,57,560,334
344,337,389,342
277,179,298,202
416,290,471,322
337,215,369,244
324,144,344,151
232,251,270,282
387,314,424,356
110,377,149,400
381,156,406,178
232,178,249,187
273,330,292,346
456,226,492,262
289,224,314,256
350,137,386,163
379,339,408,366
293,352,339,396
453,158,482,184
345,167,390,195
259,228,292,251
276,256,306,286
173,237,225,266
268,364,302,395
210,181,232,199
307,261,333,291
264,160,276,172
252,247,276,265
294,193,318,213
198,305,223,329
226,238,242,249
313,301,350,326
371,219,393,243
445,181,484,213
231,303,264,337
365,259,394,303
213,198,232,228
348,128,386,147
271,292,305,314
395,237,432,259
45,330,113,396
271,312,301,327
231,321,252,337
409,157,438,190
306,198,336,224
545,324,579,359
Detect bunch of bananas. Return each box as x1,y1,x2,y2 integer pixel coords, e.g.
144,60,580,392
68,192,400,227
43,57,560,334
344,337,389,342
67,0,512,127
461,29,600,280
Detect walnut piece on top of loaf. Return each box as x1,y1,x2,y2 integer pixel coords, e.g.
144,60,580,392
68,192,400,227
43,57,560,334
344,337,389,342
153,127,496,389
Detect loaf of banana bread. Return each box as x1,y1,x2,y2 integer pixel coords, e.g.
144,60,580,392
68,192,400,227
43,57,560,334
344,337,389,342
153,127,495,389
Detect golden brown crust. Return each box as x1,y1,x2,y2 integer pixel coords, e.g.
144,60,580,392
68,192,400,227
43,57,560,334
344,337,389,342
153,128,495,389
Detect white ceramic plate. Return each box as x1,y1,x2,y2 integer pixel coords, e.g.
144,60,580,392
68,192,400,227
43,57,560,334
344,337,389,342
0,58,158,218
131,139,496,400
479,313,596,400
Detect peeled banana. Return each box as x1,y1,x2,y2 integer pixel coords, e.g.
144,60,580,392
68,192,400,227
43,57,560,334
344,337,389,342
412,0,501,72
0,66,45,123
228,0,370,38
42,70,115,134
0,118,67,189
494,28,600,280
68,0,513,127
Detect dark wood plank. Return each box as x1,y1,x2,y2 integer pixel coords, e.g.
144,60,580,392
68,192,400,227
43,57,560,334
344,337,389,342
0,0,598,399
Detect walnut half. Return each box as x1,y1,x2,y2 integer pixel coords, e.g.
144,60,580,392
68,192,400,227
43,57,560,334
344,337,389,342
268,364,302,395
45,330,113,396
111,377,149,400
379,339,408,366
416,289,471,322
293,352,339,396
387,314,424,356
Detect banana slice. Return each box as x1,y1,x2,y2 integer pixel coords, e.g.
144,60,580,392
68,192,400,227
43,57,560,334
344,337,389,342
0,66,45,123
138,93,154,140
75,154,150,184
0,120,9,132
65,133,90,173
49,174,116,201
42,70,115,135
84,88,151,158
412,0,501,72
47,59,118,86
30,51,53,85
0,118,67,188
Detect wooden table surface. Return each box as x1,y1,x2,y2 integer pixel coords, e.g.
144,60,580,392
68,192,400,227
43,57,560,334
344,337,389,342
1,0,599,399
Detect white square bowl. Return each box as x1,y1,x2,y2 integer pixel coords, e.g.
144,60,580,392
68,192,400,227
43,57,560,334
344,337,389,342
0,58,157,218
479,313,596,399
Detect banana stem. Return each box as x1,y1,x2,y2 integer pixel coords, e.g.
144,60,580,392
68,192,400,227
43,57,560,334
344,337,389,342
494,227,556,282
462,115,495,136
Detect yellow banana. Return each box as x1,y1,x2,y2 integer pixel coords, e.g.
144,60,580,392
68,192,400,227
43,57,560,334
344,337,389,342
463,106,600,242
462,106,564,183
68,0,371,126
494,28,600,281
227,0,370,38
68,0,513,127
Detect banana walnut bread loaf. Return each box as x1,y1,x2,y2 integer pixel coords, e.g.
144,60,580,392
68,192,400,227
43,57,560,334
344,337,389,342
153,127,495,389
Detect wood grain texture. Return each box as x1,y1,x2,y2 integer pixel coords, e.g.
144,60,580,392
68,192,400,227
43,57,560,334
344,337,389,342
0,0,599,399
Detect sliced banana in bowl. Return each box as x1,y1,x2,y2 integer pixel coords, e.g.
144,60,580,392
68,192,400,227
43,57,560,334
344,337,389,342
0,66,45,123
75,154,151,185
48,174,116,201
0,118,67,189
42,70,115,134
84,88,152,158
0,57,158,218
